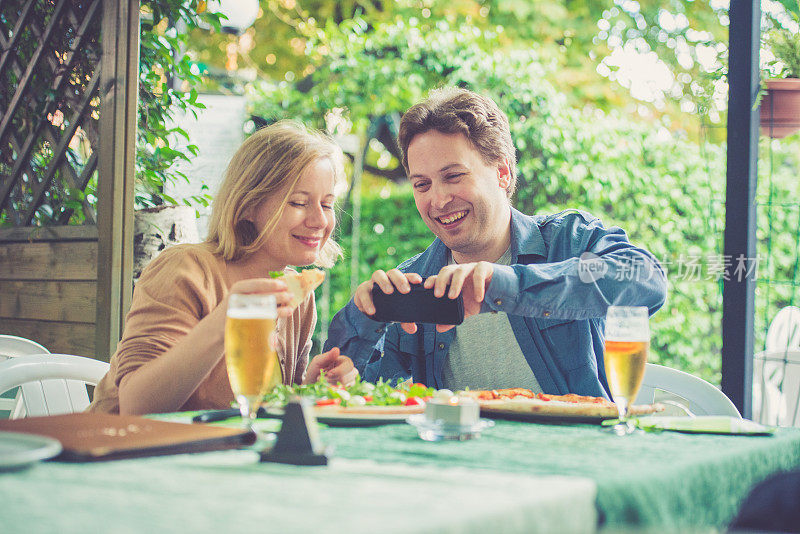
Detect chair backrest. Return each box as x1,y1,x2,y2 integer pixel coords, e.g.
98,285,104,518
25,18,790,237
753,348,800,427
0,334,52,414
766,306,800,352
634,363,741,418
0,354,109,418
0,334,50,358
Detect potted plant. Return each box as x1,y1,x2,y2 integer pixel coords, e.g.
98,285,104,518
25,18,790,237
760,1,800,138
132,2,223,279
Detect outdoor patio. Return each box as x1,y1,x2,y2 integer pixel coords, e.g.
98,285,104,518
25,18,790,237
1,1,800,532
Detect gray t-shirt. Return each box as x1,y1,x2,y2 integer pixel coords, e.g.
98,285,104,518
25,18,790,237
441,248,543,392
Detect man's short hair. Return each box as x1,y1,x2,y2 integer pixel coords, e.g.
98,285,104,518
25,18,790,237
398,87,518,198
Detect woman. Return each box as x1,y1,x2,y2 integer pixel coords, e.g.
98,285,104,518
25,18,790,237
90,121,357,415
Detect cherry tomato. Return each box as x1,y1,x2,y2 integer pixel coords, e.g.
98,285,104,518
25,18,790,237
363,395,373,403
404,396,425,406
315,398,341,406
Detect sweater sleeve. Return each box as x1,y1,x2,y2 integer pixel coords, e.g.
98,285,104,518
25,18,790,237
112,246,224,388
484,213,667,320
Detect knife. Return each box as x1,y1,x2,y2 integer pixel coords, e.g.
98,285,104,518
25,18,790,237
192,408,240,423
192,406,281,423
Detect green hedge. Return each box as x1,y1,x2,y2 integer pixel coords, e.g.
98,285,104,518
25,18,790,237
247,17,800,384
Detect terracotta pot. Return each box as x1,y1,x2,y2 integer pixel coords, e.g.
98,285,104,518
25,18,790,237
760,78,800,138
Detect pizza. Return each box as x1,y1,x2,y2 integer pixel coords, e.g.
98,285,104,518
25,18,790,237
460,388,663,419
282,268,325,308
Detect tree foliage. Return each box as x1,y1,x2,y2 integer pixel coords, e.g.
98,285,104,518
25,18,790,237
763,0,800,79
248,15,800,385
194,0,730,135
136,1,222,209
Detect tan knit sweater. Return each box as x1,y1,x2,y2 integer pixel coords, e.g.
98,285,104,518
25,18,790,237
89,244,316,414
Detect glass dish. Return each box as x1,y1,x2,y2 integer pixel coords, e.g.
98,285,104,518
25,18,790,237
407,414,494,441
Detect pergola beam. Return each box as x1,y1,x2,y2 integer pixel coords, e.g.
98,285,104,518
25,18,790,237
95,0,139,361
722,0,760,418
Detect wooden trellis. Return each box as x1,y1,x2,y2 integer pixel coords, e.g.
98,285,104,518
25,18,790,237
0,0,102,226
0,0,138,360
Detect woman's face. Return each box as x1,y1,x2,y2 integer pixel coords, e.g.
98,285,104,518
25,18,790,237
252,157,337,269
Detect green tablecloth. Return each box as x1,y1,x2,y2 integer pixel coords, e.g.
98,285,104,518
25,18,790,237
2,413,799,532
0,446,597,534
317,420,800,529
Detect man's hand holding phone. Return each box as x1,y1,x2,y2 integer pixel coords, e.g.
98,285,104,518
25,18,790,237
353,263,494,333
423,262,494,332
354,269,424,334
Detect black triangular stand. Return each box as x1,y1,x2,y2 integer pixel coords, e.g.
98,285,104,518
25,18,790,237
259,398,329,466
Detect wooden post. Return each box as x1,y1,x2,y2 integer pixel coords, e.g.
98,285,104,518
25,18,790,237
349,135,368,293
722,0,760,418
95,0,139,361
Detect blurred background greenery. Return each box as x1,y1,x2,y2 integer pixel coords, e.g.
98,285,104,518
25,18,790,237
144,0,799,384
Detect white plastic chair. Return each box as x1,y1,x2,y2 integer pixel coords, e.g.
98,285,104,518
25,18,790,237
0,335,50,358
752,306,800,426
753,348,800,426
765,306,800,352
634,363,741,418
0,354,109,418
0,335,51,414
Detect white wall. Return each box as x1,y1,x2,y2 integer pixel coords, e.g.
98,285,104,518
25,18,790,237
166,94,247,238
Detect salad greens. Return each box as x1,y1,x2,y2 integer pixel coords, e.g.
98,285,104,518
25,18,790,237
263,375,435,408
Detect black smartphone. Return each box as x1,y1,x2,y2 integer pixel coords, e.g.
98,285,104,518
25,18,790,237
371,283,465,325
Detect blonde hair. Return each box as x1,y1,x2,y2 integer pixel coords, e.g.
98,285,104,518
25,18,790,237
399,87,517,199
205,120,345,267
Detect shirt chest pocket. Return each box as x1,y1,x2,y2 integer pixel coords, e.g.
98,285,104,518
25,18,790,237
533,317,589,373
395,331,430,382
397,333,419,357
397,327,441,356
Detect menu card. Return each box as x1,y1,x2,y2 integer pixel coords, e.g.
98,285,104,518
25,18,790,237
0,413,256,462
636,415,775,435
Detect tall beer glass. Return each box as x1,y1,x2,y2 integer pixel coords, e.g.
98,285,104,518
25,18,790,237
603,306,650,435
225,293,279,428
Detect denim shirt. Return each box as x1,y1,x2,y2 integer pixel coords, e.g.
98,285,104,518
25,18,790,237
324,208,667,398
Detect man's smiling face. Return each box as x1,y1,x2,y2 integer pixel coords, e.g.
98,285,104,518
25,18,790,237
407,130,512,263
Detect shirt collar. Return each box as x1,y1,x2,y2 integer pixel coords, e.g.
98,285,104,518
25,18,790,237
509,207,547,262
410,206,547,273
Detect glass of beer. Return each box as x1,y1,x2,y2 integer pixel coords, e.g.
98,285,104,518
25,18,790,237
603,306,650,435
224,293,279,428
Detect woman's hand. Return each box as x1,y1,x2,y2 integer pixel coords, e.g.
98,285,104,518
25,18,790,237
228,277,296,318
305,347,358,386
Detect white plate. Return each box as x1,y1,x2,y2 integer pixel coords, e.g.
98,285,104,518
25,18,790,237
0,431,62,471
263,406,424,427
313,411,420,427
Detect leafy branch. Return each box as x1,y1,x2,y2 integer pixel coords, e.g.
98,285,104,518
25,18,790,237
136,1,222,209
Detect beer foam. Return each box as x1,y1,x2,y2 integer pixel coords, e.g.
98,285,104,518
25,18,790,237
605,335,650,342
227,308,277,319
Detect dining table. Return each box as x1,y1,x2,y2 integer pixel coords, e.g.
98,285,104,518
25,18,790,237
2,411,800,534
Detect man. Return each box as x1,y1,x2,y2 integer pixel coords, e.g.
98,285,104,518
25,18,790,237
324,88,666,398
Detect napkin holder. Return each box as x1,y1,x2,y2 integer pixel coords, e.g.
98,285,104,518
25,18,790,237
259,398,329,466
